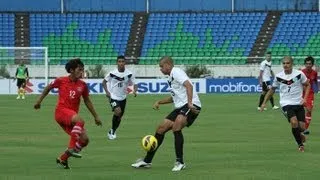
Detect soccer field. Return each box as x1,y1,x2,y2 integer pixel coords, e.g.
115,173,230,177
1,94,320,180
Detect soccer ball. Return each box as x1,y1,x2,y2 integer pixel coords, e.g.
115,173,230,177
141,135,158,152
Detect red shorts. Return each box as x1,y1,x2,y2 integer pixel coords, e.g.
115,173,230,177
304,94,314,109
55,108,77,135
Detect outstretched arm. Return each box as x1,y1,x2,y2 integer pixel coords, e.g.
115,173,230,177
132,84,138,97
102,79,111,98
183,80,200,114
303,80,310,105
83,96,102,126
258,70,263,85
153,96,173,110
34,85,52,109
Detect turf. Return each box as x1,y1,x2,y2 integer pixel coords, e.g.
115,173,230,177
0,94,320,180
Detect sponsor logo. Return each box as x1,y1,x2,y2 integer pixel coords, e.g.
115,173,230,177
138,82,200,93
206,78,262,93
35,80,202,94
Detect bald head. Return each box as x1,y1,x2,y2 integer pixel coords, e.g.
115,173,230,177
282,56,293,73
159,56,174,75
160,56,174,66
283,56,293,63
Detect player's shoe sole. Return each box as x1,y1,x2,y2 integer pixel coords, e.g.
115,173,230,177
172,162,186,172
56,158,70,169
131,159,152,168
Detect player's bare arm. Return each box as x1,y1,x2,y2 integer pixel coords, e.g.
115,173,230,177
183,80,199,114
302,79,311,105
258,70,263,85
102,79,111,98
132,84,138,97
271,70,275,78
83,96,102,126
153,96,173,110
260,87,276,111
34,85,53,109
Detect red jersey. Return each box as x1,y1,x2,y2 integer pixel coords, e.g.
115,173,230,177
302,68,318,94
49,76,89,112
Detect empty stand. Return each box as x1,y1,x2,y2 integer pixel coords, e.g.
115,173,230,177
268,12,320,64
30,13,133,65
0,13,15,65
141,12,266,65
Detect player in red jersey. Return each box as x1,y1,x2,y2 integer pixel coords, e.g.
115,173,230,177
34,58,102,169
301,56,318,135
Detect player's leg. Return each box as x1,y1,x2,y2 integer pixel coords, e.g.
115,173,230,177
16,79,22,99
304,96,313,134
171,105,201,171
20,81,26,99
171,114,188,171
285,106,304,151
108,99,125,139
131,119,173,168
68,114,87,156
258,82,267,110
296,106,306,145
55,109,85,168
73,129,89,153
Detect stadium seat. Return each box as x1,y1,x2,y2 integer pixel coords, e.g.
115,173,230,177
30,13,133,65
268,12,320,65
141,12,266,65
0,13,15,65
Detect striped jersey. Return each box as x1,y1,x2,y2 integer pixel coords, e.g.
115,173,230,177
272,69,308,107
104,69,135,100
260,60,272,82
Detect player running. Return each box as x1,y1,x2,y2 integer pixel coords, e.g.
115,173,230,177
301,56,318,135
34,58,102,169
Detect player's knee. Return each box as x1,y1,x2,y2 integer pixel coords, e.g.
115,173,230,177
172,123,183,132
306,108,312,113
290,119,299,128
76,119,85,125
73,115,85,124
156,124,170,134
114,108,122,116
114,111,122,117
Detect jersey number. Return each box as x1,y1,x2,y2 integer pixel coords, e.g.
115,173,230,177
118,83,123,88
170,90,175,96
69,90,76,99
287,86,291,93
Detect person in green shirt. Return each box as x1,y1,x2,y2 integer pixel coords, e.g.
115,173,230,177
15,60,29,99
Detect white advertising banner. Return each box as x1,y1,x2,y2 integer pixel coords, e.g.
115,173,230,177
0,78,206,95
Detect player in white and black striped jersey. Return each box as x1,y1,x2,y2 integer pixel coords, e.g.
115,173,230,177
257,52,279,110
102,55,137,140
131,56,201,171
260,56,310,152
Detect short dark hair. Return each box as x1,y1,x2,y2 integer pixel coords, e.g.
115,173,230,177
65,58,84,73
304,56,315,65
117,55,125,61
266,51,271,55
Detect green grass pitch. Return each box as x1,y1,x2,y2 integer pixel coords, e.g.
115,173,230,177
1,94,320,180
